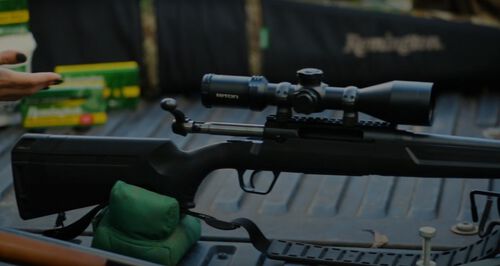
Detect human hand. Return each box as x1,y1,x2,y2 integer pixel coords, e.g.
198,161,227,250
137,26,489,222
0,50,62,101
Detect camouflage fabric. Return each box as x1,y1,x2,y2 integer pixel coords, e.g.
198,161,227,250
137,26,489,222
413,0,500,26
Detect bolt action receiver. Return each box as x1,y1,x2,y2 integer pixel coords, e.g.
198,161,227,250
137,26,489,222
161,69,436,195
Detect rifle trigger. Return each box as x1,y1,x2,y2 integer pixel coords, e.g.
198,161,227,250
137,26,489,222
237,170,280,195
238,169,255,193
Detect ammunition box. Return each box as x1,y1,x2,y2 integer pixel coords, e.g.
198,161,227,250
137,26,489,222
0,32,36,127
0,0,29,36
55,61,141,110
20,77,107,128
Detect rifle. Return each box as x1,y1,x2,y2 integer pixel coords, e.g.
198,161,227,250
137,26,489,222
11,68,500,266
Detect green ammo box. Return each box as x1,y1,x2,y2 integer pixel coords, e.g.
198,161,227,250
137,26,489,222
0,0,29,36
55,61,141,110
20,77,107,128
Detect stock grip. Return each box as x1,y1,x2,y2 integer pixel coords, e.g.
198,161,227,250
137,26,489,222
11,134,186,220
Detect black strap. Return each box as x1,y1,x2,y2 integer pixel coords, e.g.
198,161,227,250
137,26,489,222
187,210,500,266
42,206,500,265
184,210,271,253
42,203,107,241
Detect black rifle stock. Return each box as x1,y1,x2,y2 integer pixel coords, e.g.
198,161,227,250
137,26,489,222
12,129,500,220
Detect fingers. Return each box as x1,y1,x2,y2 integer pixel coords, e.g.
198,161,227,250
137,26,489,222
15,71,63,89
0,69,62,101
0,50,27,65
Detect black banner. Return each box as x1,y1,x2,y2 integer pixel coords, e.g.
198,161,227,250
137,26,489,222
155,0,249,93
28,0,500,93
28,0,143,78
262,0,500,89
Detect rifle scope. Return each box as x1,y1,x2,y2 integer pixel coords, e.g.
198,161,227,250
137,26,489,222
201,68,434,126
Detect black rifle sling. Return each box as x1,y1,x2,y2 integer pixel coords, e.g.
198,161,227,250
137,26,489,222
42,203,107,241
42,207,500,266
186,210,500,266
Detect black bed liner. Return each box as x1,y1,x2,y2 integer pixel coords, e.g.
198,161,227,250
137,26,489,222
0,90,499,265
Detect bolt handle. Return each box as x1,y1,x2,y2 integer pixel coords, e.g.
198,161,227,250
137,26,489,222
160,98,188,136
160,98,178,111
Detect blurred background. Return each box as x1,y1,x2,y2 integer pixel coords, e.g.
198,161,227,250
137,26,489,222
31,0,500,93
20,0,500,94
0,1,500,264
1,0,500,128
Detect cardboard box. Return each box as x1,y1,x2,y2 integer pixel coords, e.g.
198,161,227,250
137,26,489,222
0,0,29,36
0,32,36,72
0,0,33,126
55,61,141,110
0,101,20,126
0,33,36,126
20,77,107,128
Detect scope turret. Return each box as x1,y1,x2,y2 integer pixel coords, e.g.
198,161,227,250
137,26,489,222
201,68,434,126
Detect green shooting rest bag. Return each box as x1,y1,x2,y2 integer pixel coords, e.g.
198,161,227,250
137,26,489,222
91,181,201,266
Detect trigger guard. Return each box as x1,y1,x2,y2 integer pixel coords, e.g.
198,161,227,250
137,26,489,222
237,169,281,195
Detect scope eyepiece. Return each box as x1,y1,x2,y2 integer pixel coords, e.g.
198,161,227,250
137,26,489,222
201,69,434,126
